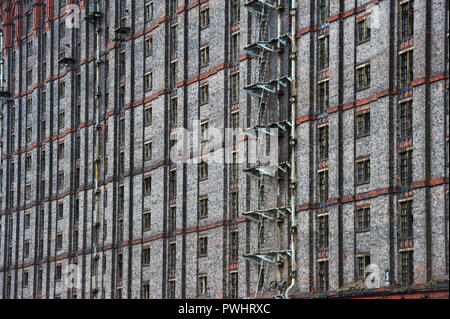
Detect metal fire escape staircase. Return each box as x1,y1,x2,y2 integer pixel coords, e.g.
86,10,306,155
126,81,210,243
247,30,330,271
242,0,297,299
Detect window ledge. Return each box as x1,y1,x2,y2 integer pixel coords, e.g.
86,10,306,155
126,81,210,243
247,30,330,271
355,228,370,234
356,38,371,46
355,132,370,139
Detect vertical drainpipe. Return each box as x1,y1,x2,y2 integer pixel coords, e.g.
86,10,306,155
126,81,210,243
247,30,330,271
285,0,297,299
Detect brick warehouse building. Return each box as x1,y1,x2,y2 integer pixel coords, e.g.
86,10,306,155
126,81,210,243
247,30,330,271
0,0,448,299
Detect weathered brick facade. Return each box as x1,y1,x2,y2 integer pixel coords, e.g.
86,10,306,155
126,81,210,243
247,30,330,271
0,0,448,299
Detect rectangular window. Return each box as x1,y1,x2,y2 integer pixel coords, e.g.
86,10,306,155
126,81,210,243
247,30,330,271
169,0,178,16
59,81,65,97
356,64,370,90
199,236,208,256
144,141,152,161
200,46,209,67
318,125,329,160
118,185,125,212
357,18,370,42
169,169,177,198
400,251,414,286
318,0,330,25
355,111,370,137
23,271,29,287
231,231,239,262
399,50,413,88
318,260,329,292
26,126,32,144
27,69,32,86
27,39,33,57
230,272,238,299
168,243,176,271
231,72,240,104
200,85,209,104
230,192,238,220
25,184,31,200
200,8,210,29
145,2,153,22
25,212,31,229
356,255,371,281
144,71,153,91
24,241,30,258
198,275,208,296
400,1,414,39
25,154,32,171
318,170,329,203
56,233,63,250
170,96,178,123
399,150,412,187
57,203,64,220
58,111,65,130
170,25,178,52
145,36,153,56
144,106,152,126
199,161,208,180
143,211,151,231
201,121,209,141
169,206,176,233
231,0,240,24
58,141,65,159
199,197,208,218
318,215,329,249
55,264,62,281
399,101,412,139
58,171,64,190
142,247,150,266
356,158,370,184
26,97,32,114
144,176,152,195
356,206,370,231
142,283,150,299
399,201,413,239
318,36,329,70
120,51,126,78
168,280,176,299
170,61,178,88
231,33,240,62
318,81,329,113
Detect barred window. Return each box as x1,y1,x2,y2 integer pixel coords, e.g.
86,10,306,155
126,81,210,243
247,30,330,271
355,111,370,137
318,260,329,292
199,197,208,218
318,81,329,113
356,64,370,90
400,150,412,187
399,101,413,139
145,37,153,56
200,85,209,104
400,50,413,88
142,247,150,266
200,46,209,67
145,2,153,22
169,243,176,270
318,125,329,160
231,231,239,261
356,255,371,281
143,211,151,231
231,0,240,24
357,18,370,42
356,207,370,231
318,215,328,249
356,158,370,184
200,8,210,29
199,236,208,256
399,201,413,239
144,176,152,195
400,1,414,39
318,36,329,70
400,251,414,286
318,0,330,25
231,72,240,104
318,170,329,203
